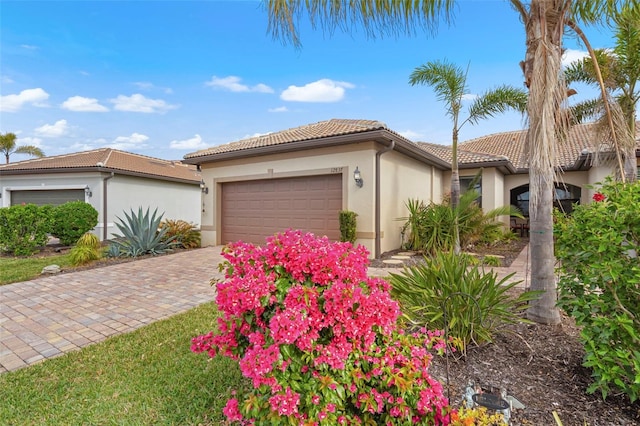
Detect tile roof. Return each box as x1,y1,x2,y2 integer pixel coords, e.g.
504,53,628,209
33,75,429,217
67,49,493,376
416,142,510,165
0,148,200,183
459,121,640,171
184,118,388,159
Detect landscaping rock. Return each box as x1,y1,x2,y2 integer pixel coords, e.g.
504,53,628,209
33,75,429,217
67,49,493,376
41,265,61,275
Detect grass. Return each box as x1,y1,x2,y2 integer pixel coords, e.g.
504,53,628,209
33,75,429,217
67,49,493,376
0,253,74,285
0,302,249,425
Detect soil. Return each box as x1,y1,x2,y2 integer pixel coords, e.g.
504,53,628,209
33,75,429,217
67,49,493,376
8,240,640,425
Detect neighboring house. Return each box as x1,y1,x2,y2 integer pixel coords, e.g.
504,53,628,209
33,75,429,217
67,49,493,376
0,148,201,241
184,118,639,258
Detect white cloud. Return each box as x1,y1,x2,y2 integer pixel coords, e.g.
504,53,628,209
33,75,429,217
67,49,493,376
280,79,355,102
110,93,178,113
21,44,38,50
34,120,69,138
461,94,478,101
268,106,288,113
0,88,49,112
108,132,149,150
398,130,424,140
133,81,173,94
562,49,589,68
61,96,109,112
205,75,274,93
1,75,14,84
170,134,207,150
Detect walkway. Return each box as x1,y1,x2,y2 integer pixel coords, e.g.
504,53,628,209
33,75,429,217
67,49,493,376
1,244,530,374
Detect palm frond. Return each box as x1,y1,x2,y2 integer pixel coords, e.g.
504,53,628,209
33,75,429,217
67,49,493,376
466,85,528,125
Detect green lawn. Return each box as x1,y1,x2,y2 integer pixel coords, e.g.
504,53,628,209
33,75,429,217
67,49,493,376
0,302,248,425
0,253,73,285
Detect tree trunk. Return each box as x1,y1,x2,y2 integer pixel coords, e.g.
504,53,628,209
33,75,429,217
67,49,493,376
451,128,461,254
521,0,563,325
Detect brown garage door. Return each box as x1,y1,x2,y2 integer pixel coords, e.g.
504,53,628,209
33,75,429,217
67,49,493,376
221,174,342,245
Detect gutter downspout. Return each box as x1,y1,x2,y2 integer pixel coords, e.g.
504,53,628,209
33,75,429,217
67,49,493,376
375,140,395,258
102,172,114,240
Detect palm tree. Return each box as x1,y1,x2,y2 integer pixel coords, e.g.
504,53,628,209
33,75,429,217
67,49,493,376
565,3,639,182
0,132,45,164
266,0,619,325
409,60,527,253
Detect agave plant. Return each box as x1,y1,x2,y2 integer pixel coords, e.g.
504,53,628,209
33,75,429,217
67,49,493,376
110,207,177,257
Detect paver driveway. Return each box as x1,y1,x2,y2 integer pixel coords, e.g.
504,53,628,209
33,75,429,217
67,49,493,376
0,246,225,373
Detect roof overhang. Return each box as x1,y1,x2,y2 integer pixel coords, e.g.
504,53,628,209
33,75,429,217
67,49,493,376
182,129,450,170
0,166,200,185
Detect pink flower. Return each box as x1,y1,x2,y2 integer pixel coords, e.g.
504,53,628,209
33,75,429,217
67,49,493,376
222,398,242,422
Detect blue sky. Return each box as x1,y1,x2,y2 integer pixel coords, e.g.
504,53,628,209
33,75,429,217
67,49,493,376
1,1,615,162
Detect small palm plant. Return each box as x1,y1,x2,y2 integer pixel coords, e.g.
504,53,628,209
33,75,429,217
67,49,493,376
109,207,177,257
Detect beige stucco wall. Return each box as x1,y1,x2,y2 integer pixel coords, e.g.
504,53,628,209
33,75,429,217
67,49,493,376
379,150,442,254
198,142,443,257
442,167,505,212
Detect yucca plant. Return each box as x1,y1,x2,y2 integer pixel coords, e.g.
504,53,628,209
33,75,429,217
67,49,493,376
159,219,201,249
110,207,177,257
390,251,541,353
69,232,102,266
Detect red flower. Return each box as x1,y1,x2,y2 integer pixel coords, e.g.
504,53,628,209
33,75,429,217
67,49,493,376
593,192,606,202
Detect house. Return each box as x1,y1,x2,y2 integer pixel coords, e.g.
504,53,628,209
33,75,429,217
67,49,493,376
0,148,202,241
184,118,639,258
183,119,449,258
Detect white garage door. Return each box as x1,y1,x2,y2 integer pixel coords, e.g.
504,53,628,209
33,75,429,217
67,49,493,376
221,174,342,245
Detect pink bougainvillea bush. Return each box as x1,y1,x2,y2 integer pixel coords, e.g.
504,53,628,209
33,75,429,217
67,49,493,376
191,230,452,425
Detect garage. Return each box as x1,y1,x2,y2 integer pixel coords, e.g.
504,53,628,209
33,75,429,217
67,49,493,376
221,174,342,245
10,189,85,206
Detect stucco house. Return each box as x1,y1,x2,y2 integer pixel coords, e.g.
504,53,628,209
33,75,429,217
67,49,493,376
0,148,201,241
184,118,639,258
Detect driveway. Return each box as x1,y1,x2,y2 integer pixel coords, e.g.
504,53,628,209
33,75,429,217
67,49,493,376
0,246,226,373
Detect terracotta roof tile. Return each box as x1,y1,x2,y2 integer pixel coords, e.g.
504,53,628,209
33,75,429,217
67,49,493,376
416,142,509,165
0,148,200,183
460,122,640,170
185,118,387,159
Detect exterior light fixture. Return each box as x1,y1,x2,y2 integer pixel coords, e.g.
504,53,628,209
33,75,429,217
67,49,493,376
200,179,209,194
353,167,363,188
84,185,92,198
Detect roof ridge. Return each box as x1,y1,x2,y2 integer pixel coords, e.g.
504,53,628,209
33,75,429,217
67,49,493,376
0,147,110,167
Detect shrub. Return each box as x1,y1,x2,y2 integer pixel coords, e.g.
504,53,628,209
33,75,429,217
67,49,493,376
0,204,51,256
191,230,455,425
110,207,177,257
69,232,101,266
159,219,201,248
481,255,501,267
390,251,540,352
450,406,505,425
400,190,522,254
338,210,358,244
555,178,640,402
50,201,98,246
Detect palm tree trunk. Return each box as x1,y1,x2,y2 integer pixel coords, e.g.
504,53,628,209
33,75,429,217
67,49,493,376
521,0,563,325
451,128,461,254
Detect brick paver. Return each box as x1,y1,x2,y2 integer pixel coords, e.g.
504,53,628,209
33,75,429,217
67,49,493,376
1,244,531,374
0,246,225,373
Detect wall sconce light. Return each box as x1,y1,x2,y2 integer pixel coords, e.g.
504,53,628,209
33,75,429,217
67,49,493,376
200,179,209,194
84,185,92,198
353,167,363,188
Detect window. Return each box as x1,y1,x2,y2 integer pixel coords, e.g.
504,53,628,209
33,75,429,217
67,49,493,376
460,176,482,208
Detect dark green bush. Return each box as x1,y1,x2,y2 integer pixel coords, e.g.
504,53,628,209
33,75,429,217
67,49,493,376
555,178,640,402
390,251,540,353
50,201,98,246
110,207,177,257
0,204,52,256
159,219,201,248
338,210,358,244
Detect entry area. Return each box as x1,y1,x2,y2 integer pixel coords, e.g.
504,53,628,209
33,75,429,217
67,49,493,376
220,174,342,245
